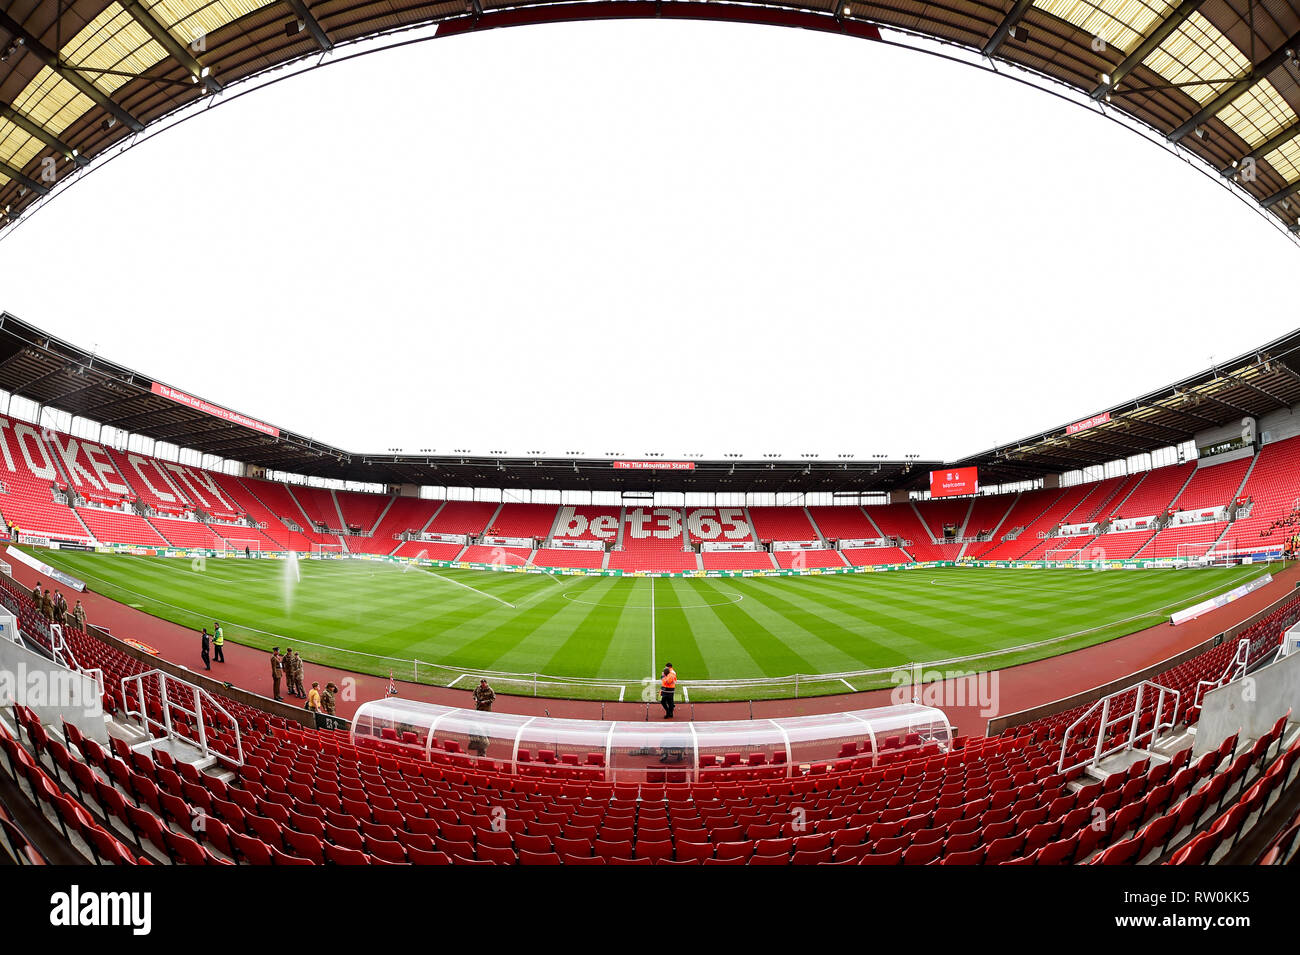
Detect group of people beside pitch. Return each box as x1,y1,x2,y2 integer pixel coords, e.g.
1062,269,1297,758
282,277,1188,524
30,581,86,633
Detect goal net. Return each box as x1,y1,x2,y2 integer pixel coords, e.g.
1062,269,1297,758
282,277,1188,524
311,541,345,559
219,538,262,557
1176,540,1225,567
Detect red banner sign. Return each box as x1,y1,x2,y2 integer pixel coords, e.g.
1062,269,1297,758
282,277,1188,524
1067,412,1111,435
150,382,280,437
930,467,978,498
612,461,696,471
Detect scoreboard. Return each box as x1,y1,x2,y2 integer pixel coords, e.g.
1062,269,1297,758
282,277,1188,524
930,467,978,498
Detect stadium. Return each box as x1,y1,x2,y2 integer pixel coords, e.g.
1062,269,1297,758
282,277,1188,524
0,0,1299,912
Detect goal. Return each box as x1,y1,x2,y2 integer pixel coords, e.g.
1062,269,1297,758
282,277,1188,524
219,538,262,558
1175,540,1227,567
311,541,344,559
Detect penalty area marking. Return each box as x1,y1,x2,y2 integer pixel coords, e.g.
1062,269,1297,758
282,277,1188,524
407,565,516,609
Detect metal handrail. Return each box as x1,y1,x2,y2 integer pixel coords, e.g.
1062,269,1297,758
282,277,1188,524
1193,638,1250,708
48,623,105,698
120,669,243,768
1058,680,1180,774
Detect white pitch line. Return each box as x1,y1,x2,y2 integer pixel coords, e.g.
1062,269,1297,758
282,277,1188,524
840,679,855,691
409,565,515,608
649,576,656,678
447,674,467,687
681,685,689,702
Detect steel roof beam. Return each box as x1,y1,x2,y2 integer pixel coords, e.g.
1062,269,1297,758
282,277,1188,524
0,100,89,167
1219,116,1300,177
0,158,49,196
982,0,1036,57
1168,26,1300,143
282,0,333,52
1091,0,1204,100
0,11,144,133
119,1,223,92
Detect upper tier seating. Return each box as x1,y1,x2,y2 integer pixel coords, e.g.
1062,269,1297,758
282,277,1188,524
238,479,333,548
107,449,192,515
1217,435,1300,547
913,498,972,540
336,489,392,535
684,507,756,544
960,494,1017,543
610,508,697,572
973,487,1091,561
0,415,95,541
426,502,498,537
486,504,560,540
1171,458,1251,513
1106,463,1194,520
1061,475,1127,525
867,503,962,562
293,486,343,532
206,474,306,551
549,506,623,544
806,506,878,542
42,431,134,507
964,488,1059,560
155,462,241,519
369,497,443,547
748,506,820,543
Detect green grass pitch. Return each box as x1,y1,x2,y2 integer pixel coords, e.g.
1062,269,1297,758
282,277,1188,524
19,547,1274,701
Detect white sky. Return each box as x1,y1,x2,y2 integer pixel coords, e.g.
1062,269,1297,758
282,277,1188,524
0,19,1296,466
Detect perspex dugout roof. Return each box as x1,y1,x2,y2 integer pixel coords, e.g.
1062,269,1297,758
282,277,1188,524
351,696,954,782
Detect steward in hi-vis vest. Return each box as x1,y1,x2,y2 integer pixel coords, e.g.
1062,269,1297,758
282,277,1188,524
660,664,677,719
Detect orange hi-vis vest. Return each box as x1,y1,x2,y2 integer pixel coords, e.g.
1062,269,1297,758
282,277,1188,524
661,670,677,690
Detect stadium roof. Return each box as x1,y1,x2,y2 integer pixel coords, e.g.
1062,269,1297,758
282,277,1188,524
1,0,1300,241
1,311,1298,494
955,324,1300,485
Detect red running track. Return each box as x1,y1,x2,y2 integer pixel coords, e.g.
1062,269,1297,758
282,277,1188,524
12,558,1297,736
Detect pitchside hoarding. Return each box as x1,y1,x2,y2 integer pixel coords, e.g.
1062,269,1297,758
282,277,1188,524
930,466,978,498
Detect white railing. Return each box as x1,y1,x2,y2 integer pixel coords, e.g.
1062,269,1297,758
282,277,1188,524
1058,681,1180,774
120,669,243,768
1193,638,1250,709
47,623,105,699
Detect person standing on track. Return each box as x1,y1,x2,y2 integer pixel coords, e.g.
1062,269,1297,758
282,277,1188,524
660,663,677,719
72,600,86,632
200,628,211,671
472,679,496,712
270,647,284,701
212,621,225,663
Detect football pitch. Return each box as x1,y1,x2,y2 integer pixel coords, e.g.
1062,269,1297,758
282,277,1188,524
19,548,1275,702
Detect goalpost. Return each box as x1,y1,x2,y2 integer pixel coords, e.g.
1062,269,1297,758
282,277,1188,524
1180,537,1227,566
219,537,262,558
311,541,344,559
